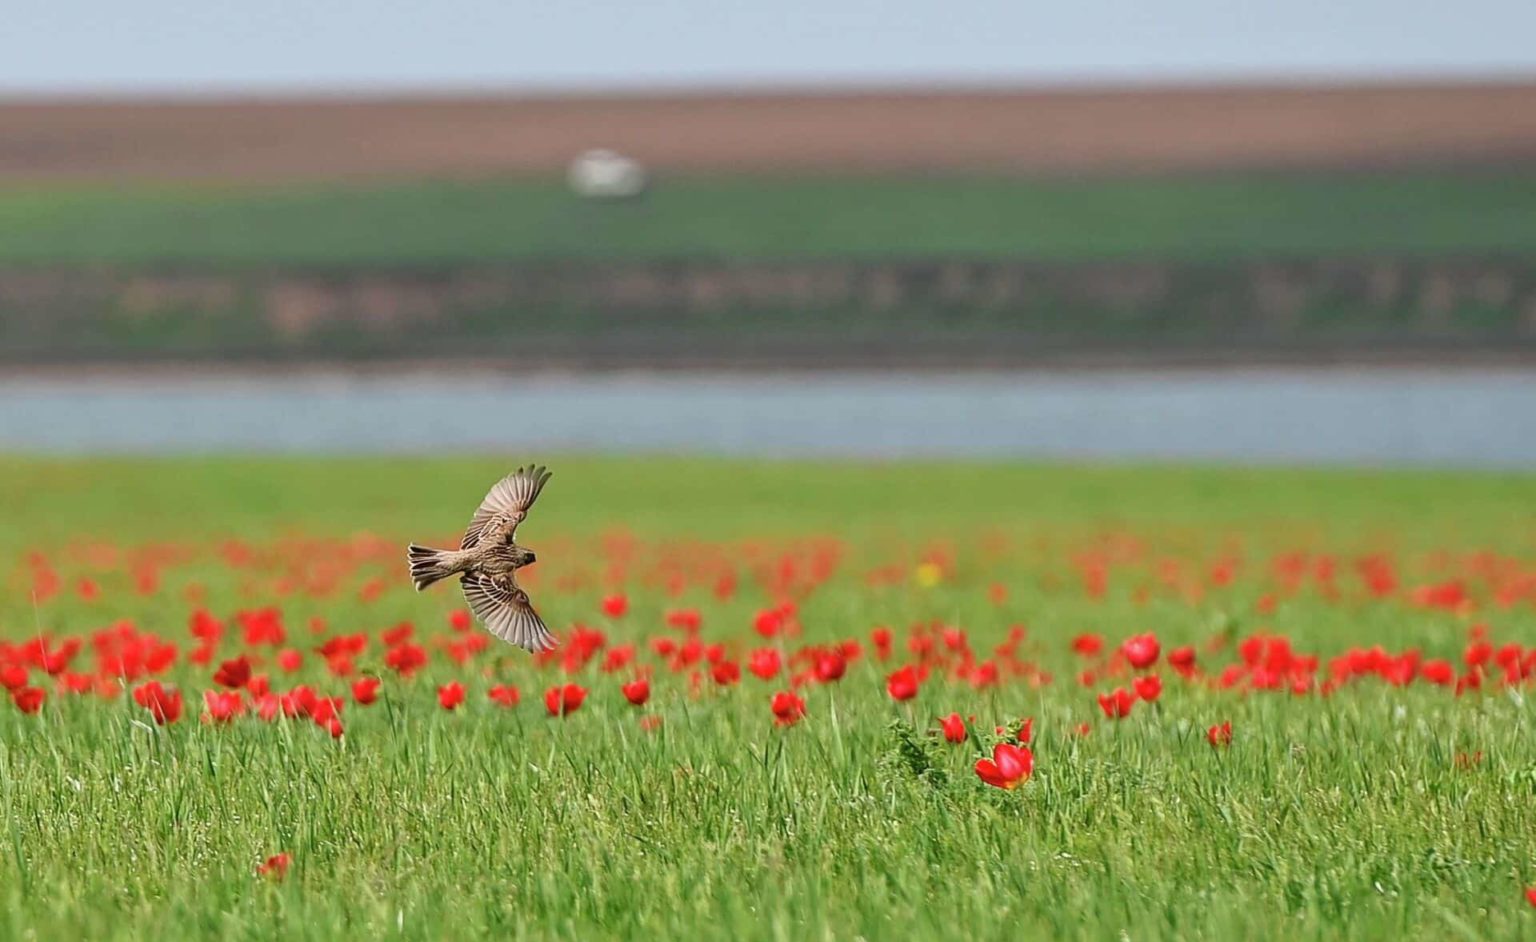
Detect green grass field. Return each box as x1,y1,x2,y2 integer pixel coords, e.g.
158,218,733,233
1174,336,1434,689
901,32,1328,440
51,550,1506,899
3,172,1535,263
3,457,1536,941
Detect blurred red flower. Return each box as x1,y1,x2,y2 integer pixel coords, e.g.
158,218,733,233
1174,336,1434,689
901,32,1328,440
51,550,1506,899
12,686,45,714
202,689,245,724
1207,720,1233,747
886,665,921,701
1097,687,1135,719
351,676,380,705
257,853,291,880
748,648,782,680
939,712,967,743
770,691,806,726
621,677,650,706
488,684,520,707
437,682,465,711
212,656,252,689
1122,633,1160,669
276,649,303,673
1071,633,1104,656
1133,674,1163,703
385,643,427,676
0,664,27,691
814,651,846,683
545,683,587,717
601,594,628,618
448,609,473,632
133,681,183,725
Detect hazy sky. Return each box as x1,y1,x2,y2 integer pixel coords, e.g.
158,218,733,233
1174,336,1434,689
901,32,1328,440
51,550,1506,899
5,0,1535,95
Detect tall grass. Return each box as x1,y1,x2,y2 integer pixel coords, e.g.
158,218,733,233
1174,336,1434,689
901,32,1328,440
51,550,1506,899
2,457,1534,940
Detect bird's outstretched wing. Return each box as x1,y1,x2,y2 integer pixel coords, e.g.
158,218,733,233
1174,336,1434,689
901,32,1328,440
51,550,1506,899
460,465,552,549
461,571,555,652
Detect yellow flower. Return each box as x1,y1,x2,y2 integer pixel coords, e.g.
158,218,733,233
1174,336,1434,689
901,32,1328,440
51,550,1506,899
914,562,943,589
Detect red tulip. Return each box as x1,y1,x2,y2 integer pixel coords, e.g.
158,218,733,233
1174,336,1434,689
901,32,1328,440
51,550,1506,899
886,665,921,701
351,676,380,705
276,649,303,673
1207,720,1233,747
621,677,651,706
601,594,628,618
770,691,806,726
133,681,183,725
974,742,1034,790
814,651,846,683
0,664,27,691
1071,633,1104,656
939,712,967,743
1526,887,1536,909
1420,659,1456,686
1097,687,1135,719
545,683,587,717
385,643,427,676
1133,674,1163,703
666,609,702,632
212,656,252,689
257,853,291,880
748,647,782,680
12,686,45,714
202,689,245,724
1122,633,1160,669
437,682,465,711
381,622,414,646
710,660,741,686
753,607,786,638
488,684,520,707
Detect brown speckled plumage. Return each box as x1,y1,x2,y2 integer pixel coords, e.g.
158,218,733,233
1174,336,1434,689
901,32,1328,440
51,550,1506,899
406,465,555,652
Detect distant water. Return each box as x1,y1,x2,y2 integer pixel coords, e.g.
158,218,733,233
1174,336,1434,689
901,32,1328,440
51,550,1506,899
1,368,1534,468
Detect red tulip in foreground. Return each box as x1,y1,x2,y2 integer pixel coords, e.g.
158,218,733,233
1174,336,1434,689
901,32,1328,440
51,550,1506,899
257,853,291,880
1207,721,1233,747
545,683,587,717
939,712,967,743
974,742,1034,790
771,691,806,726
621,677,650,706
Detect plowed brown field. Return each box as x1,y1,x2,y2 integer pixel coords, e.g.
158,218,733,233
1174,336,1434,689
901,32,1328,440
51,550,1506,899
3,82,1535,182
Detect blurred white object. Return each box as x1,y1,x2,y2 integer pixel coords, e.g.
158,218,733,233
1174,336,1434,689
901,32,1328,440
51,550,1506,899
567,148,648,200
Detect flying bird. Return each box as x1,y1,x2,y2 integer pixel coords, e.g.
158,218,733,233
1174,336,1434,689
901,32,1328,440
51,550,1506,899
407,465,556,652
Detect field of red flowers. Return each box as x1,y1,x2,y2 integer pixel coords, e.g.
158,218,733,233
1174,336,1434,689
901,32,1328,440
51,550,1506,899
3,456,1535,941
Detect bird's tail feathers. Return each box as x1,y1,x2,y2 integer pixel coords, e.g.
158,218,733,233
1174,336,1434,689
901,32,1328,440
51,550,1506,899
408,544,462,591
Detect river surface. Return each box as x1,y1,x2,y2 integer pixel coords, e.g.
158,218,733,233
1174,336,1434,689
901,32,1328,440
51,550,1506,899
1,368,1533,468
